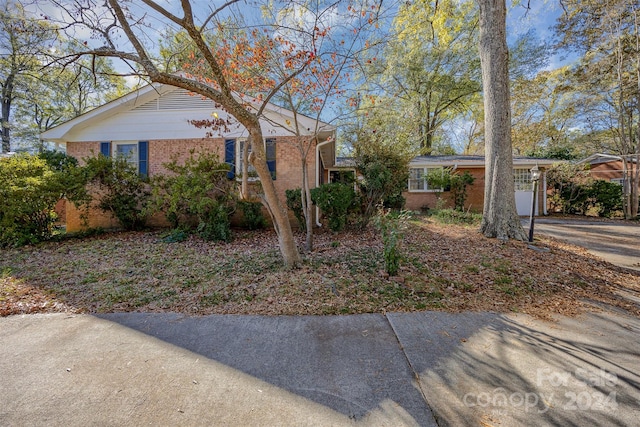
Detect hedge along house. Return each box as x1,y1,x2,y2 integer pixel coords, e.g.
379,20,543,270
579,153,640,216
404,155,559,216
40,83,337,231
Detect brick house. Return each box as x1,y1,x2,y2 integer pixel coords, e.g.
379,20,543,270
404,155,558,216
579,153,639,214
579,153,639,187
41,83,336,231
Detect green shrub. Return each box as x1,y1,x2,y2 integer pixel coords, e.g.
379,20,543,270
450,171,475,211
311,182,356,232
286,188,306,230
546,163,589,214
38,150,79,171
0,153,87,247
84,154,150,231
375,209,409,276
238,200,266,230
149,150,235,240
426,168,475,211
384,192,406,210
159,228,189,243
548,163,623,217
588,180,623,217
197,202,232,242
353,136,410,227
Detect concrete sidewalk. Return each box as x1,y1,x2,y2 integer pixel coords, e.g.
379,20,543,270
1,310,639,426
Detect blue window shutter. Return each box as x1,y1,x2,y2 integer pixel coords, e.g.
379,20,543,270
225,139,236,179
100,142,111,157
138,141,148,177
266,138,276,180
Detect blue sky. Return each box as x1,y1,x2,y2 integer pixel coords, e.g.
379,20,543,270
507,0,575,69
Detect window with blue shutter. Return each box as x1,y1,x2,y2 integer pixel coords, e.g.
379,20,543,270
225,138,236,179
138,141,148,177
100,142,111,157
266,138,276,180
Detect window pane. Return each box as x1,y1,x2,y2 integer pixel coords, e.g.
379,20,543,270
514,169,532,191
115,143,138,171
116,144,137,160
409,168,425,190
266,138,276,161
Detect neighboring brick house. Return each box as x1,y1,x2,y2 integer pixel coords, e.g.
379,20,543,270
41,83,336,231
404,155,559,216
579,153,639,187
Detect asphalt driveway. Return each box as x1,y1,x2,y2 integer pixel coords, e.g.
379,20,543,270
529,218,640,271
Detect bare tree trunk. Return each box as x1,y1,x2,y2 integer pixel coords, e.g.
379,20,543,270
241,136,250,200
633,8,640,218
246,124,301,267
622,158,631,218
632,154,639,218
477,0,527,240
1,73,14,153
300,156,314,252
625,155,639,218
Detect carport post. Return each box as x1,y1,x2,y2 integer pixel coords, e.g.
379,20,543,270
528,165,540,242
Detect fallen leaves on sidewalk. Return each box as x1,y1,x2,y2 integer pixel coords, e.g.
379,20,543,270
1,216,638,319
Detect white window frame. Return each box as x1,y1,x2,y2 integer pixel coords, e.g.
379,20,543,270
610,178,625,186
408,167,443,192
513,168,533,191
113,141,139,171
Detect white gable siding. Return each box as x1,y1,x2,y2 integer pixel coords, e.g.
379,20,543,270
131,88,219,111
62,88,300,142
42,84,335,144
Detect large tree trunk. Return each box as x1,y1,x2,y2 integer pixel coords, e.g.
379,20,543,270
477,0,527,240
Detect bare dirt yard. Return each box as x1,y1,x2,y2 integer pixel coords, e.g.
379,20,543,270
2,215,639,320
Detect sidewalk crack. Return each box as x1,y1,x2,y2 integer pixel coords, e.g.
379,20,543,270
384,313,442,426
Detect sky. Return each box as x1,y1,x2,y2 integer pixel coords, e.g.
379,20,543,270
23,0,574,84
507,0,576,69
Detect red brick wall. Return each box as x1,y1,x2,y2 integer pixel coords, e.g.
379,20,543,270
590,161,624,181
65,136,316,231
147,138,223,176
67,141,101,165
403,167,484,213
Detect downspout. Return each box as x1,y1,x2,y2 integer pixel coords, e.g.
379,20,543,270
316,138,333,227
542,169,548,215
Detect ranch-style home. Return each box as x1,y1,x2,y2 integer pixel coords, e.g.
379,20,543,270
403,155,559,216
41,83,337,231
41,82,560,231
